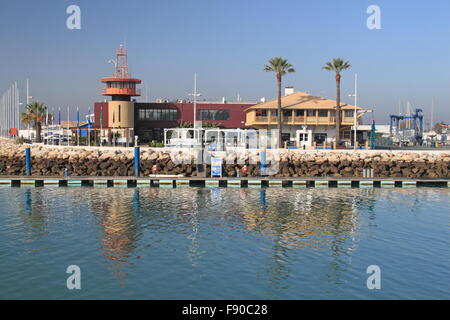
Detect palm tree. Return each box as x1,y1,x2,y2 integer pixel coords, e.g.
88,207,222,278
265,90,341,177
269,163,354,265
323,58,351,142
21,101,46,143
176,120,193,128
202,121,221,128
264,57,295,147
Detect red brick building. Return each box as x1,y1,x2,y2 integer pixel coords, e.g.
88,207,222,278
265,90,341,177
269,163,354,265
94,100,257,142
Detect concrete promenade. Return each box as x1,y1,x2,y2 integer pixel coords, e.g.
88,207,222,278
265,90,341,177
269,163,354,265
0,176,449,188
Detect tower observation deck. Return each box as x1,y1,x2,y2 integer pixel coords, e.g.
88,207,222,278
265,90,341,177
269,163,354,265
101,45,141,101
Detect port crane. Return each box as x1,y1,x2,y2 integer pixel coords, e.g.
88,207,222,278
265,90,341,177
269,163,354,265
389,108,424,145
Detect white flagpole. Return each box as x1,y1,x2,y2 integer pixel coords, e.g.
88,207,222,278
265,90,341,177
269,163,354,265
11,83,14,133
46,107,49,144
15,82,19,134
354,74,358,149
67,106,70,146
58,107,61,146
88,106,91,147
76,106,79,146
26,79,29,105
7,87,9,137
51,107,54,145
100,105,103,147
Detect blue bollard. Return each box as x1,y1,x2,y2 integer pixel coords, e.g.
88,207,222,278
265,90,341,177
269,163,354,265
25,148,31,176
134,147,140,176
260,150,266,176
259,189,267,210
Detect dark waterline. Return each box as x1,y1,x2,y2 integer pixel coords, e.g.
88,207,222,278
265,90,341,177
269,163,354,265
0,186,448,299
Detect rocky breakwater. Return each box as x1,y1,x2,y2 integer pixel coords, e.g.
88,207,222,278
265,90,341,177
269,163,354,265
263,150,450,178
0,140,197,177
0,139,449,178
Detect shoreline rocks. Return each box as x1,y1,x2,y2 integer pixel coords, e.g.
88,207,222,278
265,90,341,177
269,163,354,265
0,139,449,178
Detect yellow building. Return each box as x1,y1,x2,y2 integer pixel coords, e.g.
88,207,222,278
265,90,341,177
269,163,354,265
245,89,367,145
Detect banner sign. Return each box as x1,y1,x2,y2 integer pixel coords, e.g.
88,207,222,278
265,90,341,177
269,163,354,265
211,157,222,177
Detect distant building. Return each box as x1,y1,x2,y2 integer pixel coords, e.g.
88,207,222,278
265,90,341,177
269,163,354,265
244,88,368,144
94,46,258,143
94,48,372,145
94,100,256,142
134,101,255,142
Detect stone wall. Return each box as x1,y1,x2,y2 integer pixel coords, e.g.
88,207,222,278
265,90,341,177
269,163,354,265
0,139,449,178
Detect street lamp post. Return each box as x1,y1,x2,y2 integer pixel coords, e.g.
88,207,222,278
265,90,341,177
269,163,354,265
348,74,358,149
188,73,201,141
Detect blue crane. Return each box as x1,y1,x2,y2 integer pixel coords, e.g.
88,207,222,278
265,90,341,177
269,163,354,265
390,108,424,145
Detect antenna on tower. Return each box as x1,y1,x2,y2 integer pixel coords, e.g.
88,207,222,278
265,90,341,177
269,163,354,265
112,45,129,78
431,96,435,131
101,45,141,98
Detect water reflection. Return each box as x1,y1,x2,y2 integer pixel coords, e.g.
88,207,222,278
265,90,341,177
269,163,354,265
243,189,378,287
243,189,370,250
16,189,48,237
2,186,448,299
13,187,376,281
87,189,141,284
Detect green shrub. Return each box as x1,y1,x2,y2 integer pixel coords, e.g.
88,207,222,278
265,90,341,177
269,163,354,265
15,136,25,145
148,141,164,148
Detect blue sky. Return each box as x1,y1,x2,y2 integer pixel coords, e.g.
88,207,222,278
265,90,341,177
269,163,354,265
0,0,449,125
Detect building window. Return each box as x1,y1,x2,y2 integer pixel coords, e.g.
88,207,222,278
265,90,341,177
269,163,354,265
139,109,145,120
295,110,305,117
282,133,290,142
198,109,230,121
307,110,316,117
318,110,328,117
138,109,178,121
282,110,292,117
344,110,354,117
342,131,351,139
299,133,308,141
118,105,121,122
314,133,327,144
256,110,267,116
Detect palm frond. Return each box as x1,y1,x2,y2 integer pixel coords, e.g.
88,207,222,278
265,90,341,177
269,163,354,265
264,57,296,75
21,101,47,127
323,58,351,73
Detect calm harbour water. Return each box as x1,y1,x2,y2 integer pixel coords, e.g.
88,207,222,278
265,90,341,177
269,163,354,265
0,186,448,300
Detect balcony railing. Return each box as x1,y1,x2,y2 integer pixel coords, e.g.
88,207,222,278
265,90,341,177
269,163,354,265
254,116,269,122
342,117,355,124
250,115,355,125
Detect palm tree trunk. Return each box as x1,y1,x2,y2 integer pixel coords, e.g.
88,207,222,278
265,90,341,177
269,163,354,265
36,122,42,143
277,73,282,148
335,74,341,142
